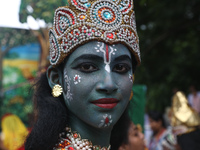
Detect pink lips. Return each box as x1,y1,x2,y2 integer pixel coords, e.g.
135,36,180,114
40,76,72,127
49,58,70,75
91,98,119,109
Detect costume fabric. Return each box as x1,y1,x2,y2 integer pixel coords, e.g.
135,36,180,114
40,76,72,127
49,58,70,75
188,91,200,114
148,129,167,150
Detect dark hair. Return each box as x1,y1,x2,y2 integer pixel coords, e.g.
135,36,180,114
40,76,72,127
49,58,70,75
110,107,132,150
131,54,137,74
148,111,166,128
25,73,68,150
177,128,200,150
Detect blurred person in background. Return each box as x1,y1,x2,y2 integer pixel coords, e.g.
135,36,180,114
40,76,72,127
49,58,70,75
171,91,200,150
161,107,177,150
0,113,29,150
110,113,146,150
187,85,200,115
148,111,167,150
0,136,7,150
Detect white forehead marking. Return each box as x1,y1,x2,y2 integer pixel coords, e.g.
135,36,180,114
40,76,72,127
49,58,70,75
95,42,117,73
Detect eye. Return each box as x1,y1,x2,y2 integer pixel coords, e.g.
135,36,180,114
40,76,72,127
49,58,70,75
134,131,139,137
75,63,98,73
113,64,130,73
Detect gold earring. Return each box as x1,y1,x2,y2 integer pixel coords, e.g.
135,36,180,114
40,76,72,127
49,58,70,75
129,91,133,101
132,74,135,83
52,84,63,97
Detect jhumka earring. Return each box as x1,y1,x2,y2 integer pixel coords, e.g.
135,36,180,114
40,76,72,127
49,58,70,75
132,74,135,83
129,91,134,101
52,84,63,97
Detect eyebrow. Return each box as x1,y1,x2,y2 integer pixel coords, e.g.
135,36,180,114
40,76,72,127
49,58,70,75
114,55,132,62
72,54,132,64
72,54,103,63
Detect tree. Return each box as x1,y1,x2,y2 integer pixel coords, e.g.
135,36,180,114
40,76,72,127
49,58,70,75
0,28,37,124
19,0,70,73
20,0,68,23
134,0,200,112
0,28,36,98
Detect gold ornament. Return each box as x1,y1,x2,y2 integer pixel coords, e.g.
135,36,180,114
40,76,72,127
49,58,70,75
171,91,200,135
49,0,141,67
52,84,63,97
129,91,133,101
132,74,135,83
54,126,111,150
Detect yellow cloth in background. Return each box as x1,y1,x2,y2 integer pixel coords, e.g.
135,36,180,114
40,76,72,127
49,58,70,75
1,114,29,150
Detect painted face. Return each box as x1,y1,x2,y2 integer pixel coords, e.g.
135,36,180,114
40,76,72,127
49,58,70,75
61,41,134,129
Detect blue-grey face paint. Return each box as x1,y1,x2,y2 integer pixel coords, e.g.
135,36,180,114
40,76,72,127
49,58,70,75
61,41,133,129
98,114,112,128
74,74,81,85
64,71,73,104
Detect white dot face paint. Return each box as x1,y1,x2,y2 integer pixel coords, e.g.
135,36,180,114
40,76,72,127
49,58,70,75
74,74,81,84
64,71,73,103
129,74,134,83
98,114,112,128
95,42,117,73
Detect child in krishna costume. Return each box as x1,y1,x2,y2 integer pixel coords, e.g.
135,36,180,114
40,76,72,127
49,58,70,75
25,0,141,149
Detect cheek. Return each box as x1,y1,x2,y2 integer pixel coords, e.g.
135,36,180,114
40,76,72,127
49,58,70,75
129,136,141,148
73,74,81,84
129,74,134,83
117,74,133,96
62,73,74,106
65,73,95,101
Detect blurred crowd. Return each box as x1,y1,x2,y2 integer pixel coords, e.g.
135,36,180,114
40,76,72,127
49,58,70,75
0,86,200,150
146,85,200,150
0,113,29,150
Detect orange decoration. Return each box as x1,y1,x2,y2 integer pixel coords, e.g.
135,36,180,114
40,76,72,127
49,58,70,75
80,15,86,20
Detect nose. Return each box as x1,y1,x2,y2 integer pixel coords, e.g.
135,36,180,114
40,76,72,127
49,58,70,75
96,72,118,94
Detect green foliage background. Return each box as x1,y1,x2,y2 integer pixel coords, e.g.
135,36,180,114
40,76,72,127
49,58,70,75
1,66,34,126
134,0,200,112
0,28,37,128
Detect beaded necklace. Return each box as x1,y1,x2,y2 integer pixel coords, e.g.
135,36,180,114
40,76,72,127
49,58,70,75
54,127,111,150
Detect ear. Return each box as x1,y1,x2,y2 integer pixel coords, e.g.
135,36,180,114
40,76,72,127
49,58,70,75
46,65,63,89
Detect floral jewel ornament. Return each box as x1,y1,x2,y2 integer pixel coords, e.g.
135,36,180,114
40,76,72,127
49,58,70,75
52,84,63,97
54,127,111,150
49,0,140,66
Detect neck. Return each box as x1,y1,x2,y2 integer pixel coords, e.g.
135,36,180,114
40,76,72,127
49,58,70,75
68,111,112,147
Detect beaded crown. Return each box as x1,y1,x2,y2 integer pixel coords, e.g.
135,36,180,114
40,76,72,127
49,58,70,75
49,0,140,66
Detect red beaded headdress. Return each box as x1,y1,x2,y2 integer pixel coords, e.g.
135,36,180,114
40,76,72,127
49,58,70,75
49,0,140,66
